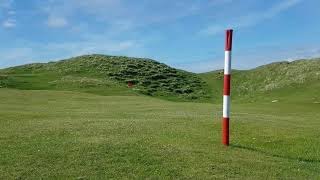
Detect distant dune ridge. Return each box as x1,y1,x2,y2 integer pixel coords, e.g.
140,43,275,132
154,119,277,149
0,54,319,103
199,58,320,103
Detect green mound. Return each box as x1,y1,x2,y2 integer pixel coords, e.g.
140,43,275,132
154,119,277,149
0,54,207,101
200,58,320,103
1,55,319,103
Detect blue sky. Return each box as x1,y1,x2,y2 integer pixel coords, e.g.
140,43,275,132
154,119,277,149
0,0,319,72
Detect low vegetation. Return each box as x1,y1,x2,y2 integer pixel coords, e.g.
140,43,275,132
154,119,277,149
200,58,320,103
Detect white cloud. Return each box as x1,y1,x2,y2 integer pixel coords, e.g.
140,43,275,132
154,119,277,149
0,0,16,28
208,0,234,6
0,38,145,68
263,0,302,19
44,39,138,56
175,45,320,73
201,0,302,36
73,0,122,11
2,18,16,28
38,0,233,31
7,10,15,15
47,15,68,28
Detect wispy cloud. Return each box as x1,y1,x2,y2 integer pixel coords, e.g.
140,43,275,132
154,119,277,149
7,10,15,15
201,0,302,36
38,0,233,31
178,45,320,73
43,39,140,57
2,18,16,28
0,0,17,28
0,37,145,68
46,15,68,28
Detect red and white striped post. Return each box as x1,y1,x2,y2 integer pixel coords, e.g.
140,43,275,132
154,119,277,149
222,29,233,146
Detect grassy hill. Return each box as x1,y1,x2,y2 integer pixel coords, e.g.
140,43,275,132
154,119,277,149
1,55,319,103
0,54,208,101
200,58,320,103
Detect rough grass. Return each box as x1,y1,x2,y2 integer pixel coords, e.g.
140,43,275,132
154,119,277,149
199,58,320,103
0,89,319,179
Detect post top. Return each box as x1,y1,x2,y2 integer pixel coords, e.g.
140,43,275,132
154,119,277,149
225,29,233,51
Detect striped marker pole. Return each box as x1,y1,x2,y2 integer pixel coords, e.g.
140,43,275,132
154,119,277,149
222,29,233,146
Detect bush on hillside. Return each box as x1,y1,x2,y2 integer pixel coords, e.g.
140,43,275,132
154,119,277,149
0,75,9,88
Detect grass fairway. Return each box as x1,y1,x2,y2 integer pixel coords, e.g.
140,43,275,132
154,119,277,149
0,89,319,179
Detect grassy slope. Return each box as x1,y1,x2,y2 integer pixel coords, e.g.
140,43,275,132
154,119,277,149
0,54,208,101
0,89,319,179
1,55,319,103
200,58,320,103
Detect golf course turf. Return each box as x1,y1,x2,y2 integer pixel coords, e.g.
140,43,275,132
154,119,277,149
0,89,319,179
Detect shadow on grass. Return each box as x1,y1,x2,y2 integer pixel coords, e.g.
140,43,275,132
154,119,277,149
230,144,320,163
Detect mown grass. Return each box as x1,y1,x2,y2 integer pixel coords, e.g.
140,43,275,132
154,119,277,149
0,89,319,179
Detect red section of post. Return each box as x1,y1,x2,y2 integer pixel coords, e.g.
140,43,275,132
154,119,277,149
225,30,233,51
223,74,231,96
222,29,233,146
222,118,229,145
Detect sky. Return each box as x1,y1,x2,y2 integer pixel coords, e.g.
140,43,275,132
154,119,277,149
0,0,319,72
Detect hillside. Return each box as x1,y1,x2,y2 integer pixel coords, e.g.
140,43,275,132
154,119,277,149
0,55,208,101
200,58,320,103
1,55,319,103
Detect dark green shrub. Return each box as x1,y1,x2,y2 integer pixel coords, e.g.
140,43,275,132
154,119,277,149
0,75,9,88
